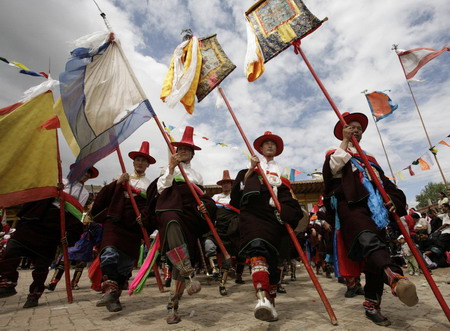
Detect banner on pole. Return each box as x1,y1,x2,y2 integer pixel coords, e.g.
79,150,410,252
365,91,398,121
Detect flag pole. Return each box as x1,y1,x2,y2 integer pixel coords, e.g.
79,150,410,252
93,5,230,262
392,44,449,191
108,34,231,262
218,86,338,326
115,147,164,292
361,90,397,184
55,129,73,303
293,40,450,322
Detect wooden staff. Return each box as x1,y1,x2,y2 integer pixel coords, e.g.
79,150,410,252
292,39,450,322
218,87,338,326
115,147,164,292
55,129,73,303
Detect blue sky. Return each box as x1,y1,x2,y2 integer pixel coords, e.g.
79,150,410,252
0,0,449,207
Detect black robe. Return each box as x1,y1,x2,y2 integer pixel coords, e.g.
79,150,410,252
91,181,150,260
322,151,407,260
230,169,302,256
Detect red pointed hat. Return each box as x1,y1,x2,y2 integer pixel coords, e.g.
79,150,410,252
128,141,156,164
70,164,99,179
217,170,234,185
253,131,284,156
171,126,201,150
334,112,368,140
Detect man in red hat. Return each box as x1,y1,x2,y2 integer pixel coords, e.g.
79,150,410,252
230,131,303,322
146,126,216,324
204,170,246,296
91,141,154,312
322,112,418,326
0,165,97,308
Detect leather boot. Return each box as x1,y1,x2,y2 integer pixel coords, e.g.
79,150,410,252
208,256,220,280
219,269,228,296
71,268,84,290
96,280,120,307
363,298,391,326
23,291,42,308
166,280,185,324
254,286,278,322
384,267,418,306
46,263,64,291
0,257,20,298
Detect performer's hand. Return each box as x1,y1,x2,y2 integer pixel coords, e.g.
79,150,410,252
322,221,332,232
136,214,142,225
250,155,260,169
197,202,207,214
342,125,354,141
117,173,130,184
57,182,65,191
169,153,182,171
384,200,395,213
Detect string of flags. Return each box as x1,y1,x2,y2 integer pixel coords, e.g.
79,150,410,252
163,123,309,181
0,56,48,78
395,134,450,180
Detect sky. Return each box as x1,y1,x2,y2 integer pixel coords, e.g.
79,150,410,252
1,0,449,207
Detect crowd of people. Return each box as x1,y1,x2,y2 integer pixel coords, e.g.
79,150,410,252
1,114,449,326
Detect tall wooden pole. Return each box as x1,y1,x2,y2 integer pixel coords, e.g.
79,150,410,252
393,45,449,191
218,87,338,326
293,40,450,322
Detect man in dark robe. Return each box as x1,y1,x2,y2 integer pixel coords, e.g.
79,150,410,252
146,126,216,324
322,112,418,326
230,131,302,322
91,141,154,312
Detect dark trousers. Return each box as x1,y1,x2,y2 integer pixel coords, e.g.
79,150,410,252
0,239,52,293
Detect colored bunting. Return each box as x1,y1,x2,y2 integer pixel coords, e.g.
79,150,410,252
397,46,450,79
418,158,430,171
407,166,415,176
365,91,398,121
245,0,325,81
196,34,236,102
0,91,58,207
397,171,405,181
60,32,155,182
439,140,450,148
0,56,48,78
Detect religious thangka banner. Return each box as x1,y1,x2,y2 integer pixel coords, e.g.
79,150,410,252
0,92,58,207
245,0,324,65
365,91,398,121
196,34,236,102
60,32,155,182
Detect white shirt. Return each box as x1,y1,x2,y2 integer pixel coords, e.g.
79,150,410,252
329,143,380,181
53,178,89,208
125,172,151,198
241,157,282,191
157,162,203,194
438,213,450,234
212,192,231,205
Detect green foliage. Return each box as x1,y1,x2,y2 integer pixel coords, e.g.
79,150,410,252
415,182,446,208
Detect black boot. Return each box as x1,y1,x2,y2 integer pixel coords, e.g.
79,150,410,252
219,270,228,296
46,263,64,291
363,299,391,326
23,291,42,308
0,257,20,298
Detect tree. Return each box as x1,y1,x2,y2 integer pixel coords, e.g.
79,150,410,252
415,182,446,208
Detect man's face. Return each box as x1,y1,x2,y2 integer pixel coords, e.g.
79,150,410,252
443,205,449,213
133,156,150,174
261,140,277,157
177,146,194,162
348,121,363,142
222,182,232,193
79,171,91,184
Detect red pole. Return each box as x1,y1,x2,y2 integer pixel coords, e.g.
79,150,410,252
115,147,164,292
292,40,450,322
55,130,73,303
218,87,338,326
151,115,231,261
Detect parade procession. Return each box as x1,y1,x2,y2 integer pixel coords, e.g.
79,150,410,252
2,0,450,329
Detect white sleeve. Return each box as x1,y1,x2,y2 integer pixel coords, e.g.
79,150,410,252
157,168,174,194
78,188,89,207
329,147,352,176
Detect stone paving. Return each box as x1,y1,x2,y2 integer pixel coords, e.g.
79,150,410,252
1,266,450,330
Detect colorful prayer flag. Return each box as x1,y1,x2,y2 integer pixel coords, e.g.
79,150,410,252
397,171,405,181
161,35,202,114
365,91,398,121
0,56,48,78
60,32,155,182
0,92,58,207
54,97,80,157
196,34,236,102
418,158,430,171
439,140,450,148
245,0,324,66
407,166,415,176
397,47,450,79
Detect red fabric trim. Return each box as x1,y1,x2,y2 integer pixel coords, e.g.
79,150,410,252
0,186,58,208
60,191,83,212
39,115,60,130
251,270,270,292
0,102,23,115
